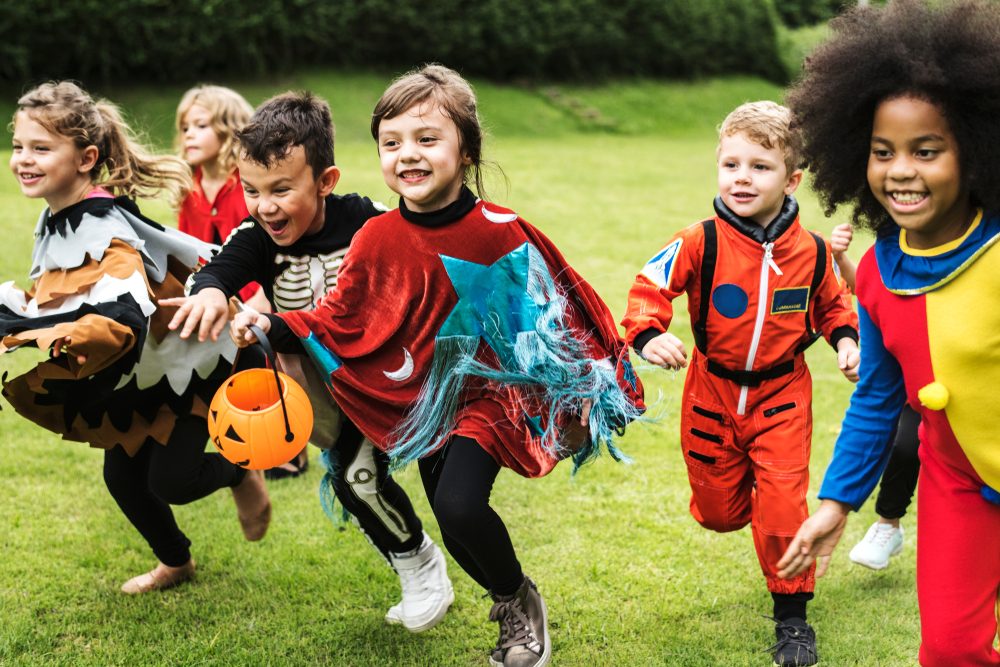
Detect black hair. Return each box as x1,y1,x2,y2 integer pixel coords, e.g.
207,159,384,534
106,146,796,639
786,0,1000,234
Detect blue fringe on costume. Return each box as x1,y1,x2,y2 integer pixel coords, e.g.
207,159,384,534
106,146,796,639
318,447,351,527
389,242,642,473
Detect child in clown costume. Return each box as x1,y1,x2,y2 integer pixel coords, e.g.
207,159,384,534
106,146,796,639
777,2,1000,665
232,64,644,667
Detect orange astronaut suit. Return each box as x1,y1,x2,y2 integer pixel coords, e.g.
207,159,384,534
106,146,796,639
622,197,858,593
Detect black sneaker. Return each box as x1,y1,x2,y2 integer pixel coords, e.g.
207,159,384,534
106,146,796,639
768,617,818,666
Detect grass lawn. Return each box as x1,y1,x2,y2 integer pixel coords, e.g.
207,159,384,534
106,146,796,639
0,71,919,666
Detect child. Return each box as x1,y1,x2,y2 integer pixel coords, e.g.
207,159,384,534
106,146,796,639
830,223,921,571
622,101,860,666
174,85,303,479
163,91,454,633
230,65,644,667
776,1,1000,664
0,81,270,594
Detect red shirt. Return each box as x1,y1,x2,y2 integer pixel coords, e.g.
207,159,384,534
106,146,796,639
179,167,260,301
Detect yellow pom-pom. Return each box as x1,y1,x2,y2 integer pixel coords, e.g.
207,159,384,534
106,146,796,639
918,382,949,411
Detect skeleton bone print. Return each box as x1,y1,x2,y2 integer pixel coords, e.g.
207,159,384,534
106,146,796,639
272,249,348,312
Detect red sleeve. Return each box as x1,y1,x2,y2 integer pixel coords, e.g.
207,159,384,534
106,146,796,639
621,223,704,348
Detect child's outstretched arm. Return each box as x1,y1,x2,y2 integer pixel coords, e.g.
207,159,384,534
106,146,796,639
161,288,231,342
830,223,857,293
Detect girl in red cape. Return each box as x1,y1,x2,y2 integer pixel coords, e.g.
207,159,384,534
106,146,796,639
233,64,644,667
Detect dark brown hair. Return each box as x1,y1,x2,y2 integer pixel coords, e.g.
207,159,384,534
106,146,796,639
372,64,493,199
235,91,335,179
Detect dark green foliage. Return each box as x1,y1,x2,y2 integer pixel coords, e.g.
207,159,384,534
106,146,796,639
1,0,791,86
775,0,849,27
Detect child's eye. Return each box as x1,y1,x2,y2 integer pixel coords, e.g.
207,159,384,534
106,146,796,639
381,139,399,149
871,149,892,159
753,164,770,171
723,161,737,169
419,136,437,144
915,149,938,159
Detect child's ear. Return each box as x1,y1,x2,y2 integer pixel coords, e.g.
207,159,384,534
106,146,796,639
78,145,100,174
784,168,804,195
316,165,341,196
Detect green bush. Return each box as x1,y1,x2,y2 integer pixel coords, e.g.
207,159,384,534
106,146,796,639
0,0,790,86
775,0,849,27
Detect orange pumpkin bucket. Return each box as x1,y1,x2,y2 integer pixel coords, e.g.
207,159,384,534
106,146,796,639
207,325,313,470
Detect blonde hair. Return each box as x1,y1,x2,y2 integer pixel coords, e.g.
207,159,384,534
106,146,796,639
175,85,254,175
372,64,499,200
15,81,191,206
718,101,802,173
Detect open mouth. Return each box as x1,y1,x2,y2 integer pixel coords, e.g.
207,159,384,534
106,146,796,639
889,191,928,207
18,172,42,185
731,192,756,203
263,219,289,235
399,169,429,182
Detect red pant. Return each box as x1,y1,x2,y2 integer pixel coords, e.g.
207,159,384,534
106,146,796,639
680,349,815,594
916,442,1000,666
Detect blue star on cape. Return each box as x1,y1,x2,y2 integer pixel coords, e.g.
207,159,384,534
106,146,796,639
438,242,544,368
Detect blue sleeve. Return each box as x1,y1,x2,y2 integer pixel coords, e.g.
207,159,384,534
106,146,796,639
818,302,908,510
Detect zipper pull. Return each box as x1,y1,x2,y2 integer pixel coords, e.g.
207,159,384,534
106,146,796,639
763,242,783,276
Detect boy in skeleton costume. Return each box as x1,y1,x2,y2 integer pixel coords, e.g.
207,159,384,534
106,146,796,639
167,91,454,632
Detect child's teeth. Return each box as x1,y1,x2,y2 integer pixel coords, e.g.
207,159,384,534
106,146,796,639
893,192,924,203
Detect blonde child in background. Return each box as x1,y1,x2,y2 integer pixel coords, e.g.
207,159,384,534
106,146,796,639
0,82,270,594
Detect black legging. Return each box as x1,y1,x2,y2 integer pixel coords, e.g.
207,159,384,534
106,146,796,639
874,404,921,520
103,414,245,567
418,436,524,596
325,418,424,559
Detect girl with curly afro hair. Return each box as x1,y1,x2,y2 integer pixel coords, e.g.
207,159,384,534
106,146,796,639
776,1,1000,665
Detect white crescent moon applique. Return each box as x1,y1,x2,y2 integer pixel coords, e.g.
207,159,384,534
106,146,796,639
383,347,414,381
481,205,518,224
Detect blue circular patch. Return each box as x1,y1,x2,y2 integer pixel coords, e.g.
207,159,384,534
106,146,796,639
712,283,749,319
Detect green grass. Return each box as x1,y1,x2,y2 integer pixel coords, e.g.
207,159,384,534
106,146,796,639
0,71,916,666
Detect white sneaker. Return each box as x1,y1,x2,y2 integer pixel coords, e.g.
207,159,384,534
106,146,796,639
384,533,454,632
849,521,904,570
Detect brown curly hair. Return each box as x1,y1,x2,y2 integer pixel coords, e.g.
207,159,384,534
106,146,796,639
786,0,1000,235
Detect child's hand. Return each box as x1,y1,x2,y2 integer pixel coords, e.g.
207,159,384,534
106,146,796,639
161,288,230,342
830,223,853,256
641,332,687,370
836,337,860,383
230,310,270,348
777,499,851,579
50,336,87,365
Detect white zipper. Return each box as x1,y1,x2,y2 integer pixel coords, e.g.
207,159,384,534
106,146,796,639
737,242,782,415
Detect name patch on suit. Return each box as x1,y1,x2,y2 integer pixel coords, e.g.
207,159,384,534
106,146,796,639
640,238,683,289
771,287,810,314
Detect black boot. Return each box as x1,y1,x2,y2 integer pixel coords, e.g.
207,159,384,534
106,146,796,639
768,617,818,666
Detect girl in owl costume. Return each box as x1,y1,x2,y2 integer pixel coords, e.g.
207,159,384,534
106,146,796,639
1,82,270,595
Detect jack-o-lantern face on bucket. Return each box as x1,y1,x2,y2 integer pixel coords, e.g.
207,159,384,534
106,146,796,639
207,368,313,470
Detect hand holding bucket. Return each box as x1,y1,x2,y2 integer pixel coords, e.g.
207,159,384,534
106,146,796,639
207,324,313,469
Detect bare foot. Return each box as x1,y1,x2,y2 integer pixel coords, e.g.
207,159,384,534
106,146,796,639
231,469,271,541
120,559,196,594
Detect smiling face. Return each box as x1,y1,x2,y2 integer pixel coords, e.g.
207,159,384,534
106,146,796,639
237,145,340,246
867,96,972,249
9,111,98,213
717,131,801,227
377,102,471,213
180,104,223,169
